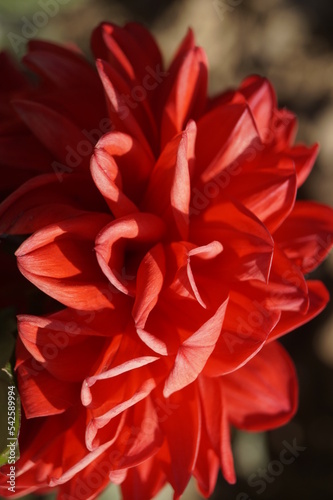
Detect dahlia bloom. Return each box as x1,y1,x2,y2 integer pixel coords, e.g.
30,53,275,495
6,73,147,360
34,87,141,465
0,22,332,500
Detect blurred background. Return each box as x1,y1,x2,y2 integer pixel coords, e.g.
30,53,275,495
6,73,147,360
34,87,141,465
0,0,332,499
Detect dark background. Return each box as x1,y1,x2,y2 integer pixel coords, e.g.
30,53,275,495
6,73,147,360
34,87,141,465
0,0,332,499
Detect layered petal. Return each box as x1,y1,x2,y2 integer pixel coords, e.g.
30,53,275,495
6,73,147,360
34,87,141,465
16,213,115,309
274,200,333,273
159,383,201,497
161,47,207,147
191,198,274,284
223,342,298,430
198,377,235,484
12,100,92,171
95,212,165,295
163,297,228,397
269,280,330,341
0,173,106,234
0,21,331,500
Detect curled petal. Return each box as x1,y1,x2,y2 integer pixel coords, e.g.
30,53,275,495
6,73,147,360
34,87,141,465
269,280,330,341
91,148,139,218
93,130,155,202
142,120,196,240
250,246,309,314
274,200,333,274
16,213,114,310
191,198,274,284
96,59,153,155
132,243,166,330
95,212,165,295
82,333,163,450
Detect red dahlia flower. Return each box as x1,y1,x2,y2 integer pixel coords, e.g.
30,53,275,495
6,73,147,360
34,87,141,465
0,22,333,500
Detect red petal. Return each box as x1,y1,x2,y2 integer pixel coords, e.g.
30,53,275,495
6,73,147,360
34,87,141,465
57,450,113,500
170,122,196,239
92,22,161,85
274,201,333,273
17,313,106,382
160,383,201,497
91,129,154,212
161,47,207,147
132,243,166,329
96,59,154,155
193,418,220,497
223,342,298,430
12,100,91,170
82,333,162,449
249,246,309,313
163,298,229,397
138,242,227,357
0,173,106,234
225,156,297,233
198,377,235,484
23,41,100,89
269,280,330,341
107,396,163,472
95,212,165,295
168,28,195,74
17,354,79,418
16,213,114,310
49,421,118,487
142,121,196,240
288,143,319,187
238,76,276,142
156,29,195,119
195,103,259,184
121,454,166,500
203,289,280,376
92,23,136,81
91,148,139,218
124,22,163,69
271,108,297,150
191,198,274,284
174,241,224,308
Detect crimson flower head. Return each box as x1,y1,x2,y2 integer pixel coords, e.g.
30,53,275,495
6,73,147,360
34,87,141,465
0,22,332,500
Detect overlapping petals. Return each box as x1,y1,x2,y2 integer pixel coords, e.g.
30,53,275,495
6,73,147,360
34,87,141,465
0,21,332,500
